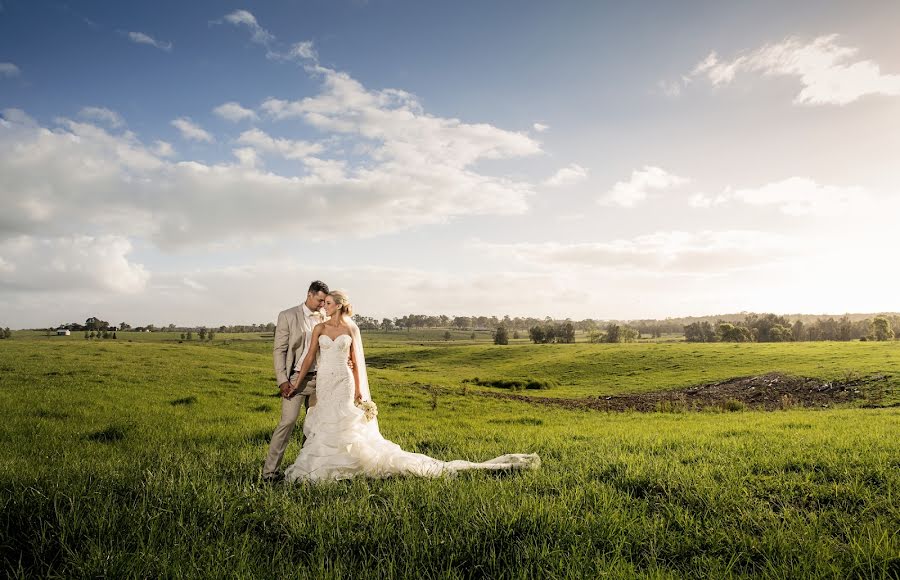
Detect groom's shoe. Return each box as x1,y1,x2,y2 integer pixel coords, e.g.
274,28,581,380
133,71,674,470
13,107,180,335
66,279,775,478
262,471,284,484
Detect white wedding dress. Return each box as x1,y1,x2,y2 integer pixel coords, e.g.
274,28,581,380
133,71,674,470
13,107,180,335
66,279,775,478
284,330,540,483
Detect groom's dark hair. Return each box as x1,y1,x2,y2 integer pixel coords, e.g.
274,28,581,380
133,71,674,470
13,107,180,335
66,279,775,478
308,280,329,295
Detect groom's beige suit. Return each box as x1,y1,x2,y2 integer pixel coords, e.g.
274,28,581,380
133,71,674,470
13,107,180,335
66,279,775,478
263,303,322,477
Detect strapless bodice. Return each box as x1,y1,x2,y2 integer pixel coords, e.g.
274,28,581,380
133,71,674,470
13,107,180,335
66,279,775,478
318,333,352,363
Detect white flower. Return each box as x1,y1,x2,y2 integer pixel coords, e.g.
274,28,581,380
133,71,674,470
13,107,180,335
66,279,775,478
355,400,378,421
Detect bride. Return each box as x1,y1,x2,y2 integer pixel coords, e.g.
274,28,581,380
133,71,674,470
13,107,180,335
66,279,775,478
283,290,540,483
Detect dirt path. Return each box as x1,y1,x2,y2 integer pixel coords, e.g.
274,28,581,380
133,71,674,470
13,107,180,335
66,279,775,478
423,373,894,412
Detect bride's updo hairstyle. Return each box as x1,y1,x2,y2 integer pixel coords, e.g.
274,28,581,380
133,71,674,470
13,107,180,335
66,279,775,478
329,290,353,317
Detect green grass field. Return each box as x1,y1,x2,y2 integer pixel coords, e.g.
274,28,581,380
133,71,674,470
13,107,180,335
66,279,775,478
1,333,898,577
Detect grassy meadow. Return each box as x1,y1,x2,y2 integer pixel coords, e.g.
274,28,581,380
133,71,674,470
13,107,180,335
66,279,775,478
1,331,898,577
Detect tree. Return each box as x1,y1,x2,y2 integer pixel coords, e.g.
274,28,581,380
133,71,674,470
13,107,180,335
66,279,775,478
470,331,476,340
716,323,752,342
684,322,716,342
791,320,805,342
85,317,109,331
452,316,471,330
119,322,131,331
1,327,11,339
603,324,621,343
529,326,545,344
768,324,793,342
180,333,186,340
620,326,639,342
199,328,207,341
494,325,509,345
208,330,215,342
186,331,193,340
84,331,89,340
872,316,895,341
513,330,520,340
443,330,452,341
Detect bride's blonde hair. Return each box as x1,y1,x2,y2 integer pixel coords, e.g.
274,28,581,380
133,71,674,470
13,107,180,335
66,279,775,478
328,290,353,317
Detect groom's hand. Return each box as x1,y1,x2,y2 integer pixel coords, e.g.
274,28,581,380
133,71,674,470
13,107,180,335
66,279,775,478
279,381,293,398
347,356,354,370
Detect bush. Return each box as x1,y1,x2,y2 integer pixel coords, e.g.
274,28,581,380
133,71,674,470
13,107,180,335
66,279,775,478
722,399,745,412
463,377,555,391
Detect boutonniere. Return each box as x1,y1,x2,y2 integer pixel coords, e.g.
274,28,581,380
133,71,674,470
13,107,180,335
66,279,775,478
312,310,324,321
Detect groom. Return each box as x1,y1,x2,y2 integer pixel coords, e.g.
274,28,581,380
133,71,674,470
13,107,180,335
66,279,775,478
263,280,329,481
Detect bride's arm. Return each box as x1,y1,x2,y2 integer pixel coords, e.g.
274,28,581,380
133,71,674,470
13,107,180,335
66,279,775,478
350,340,362,403
289,324,323,395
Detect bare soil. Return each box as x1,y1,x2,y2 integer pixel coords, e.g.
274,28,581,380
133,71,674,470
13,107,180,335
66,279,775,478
439,373,894,412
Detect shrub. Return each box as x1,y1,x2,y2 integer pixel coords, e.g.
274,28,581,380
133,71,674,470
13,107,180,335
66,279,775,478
464,377,555,391
722,399,745,412
780,394,794,410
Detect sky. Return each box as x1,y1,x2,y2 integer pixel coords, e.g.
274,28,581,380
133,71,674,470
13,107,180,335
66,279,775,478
1,0,899,328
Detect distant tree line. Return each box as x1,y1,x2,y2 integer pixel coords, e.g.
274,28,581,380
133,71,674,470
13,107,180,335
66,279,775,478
43,311,898,344
685,313,897,342
528,322,576,344
84,330,117,340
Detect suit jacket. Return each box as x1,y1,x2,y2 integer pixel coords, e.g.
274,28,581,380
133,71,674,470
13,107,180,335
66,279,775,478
273,305,319,386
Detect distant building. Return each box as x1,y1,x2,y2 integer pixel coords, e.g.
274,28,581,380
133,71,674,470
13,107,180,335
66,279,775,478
56,329,71,336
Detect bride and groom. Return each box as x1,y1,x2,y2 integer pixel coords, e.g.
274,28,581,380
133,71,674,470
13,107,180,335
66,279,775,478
263,281,540,483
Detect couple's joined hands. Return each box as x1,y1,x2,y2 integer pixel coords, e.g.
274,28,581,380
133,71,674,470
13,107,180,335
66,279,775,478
281,355,354,399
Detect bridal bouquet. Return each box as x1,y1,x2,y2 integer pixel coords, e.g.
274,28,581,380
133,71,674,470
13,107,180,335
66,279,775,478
355,399,378,421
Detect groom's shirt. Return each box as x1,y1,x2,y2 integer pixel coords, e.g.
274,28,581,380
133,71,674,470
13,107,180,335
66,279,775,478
296,303,324,374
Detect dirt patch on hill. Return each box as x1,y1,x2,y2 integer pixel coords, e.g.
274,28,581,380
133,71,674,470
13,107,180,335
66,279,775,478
437,373,893,412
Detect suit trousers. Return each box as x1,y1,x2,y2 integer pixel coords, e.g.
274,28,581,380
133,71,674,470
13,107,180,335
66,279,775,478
263,375,317,476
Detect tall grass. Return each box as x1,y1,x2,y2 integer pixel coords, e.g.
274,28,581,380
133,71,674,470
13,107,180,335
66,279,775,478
1,338,898,577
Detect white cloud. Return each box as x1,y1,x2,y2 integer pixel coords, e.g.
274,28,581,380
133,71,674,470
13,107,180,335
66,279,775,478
544,163,588,187
691,52,747,86
657,79,685,97
729,177,871,216
1,84,538,248
171,117,214,143
222,10,319,64
127,31,172,52
213,101,258,122
78,106,124,128
599,166,688,207
288,41,317,61
153,140,175,157
0,62,20,77
532,122,549,132
235,128,323,160
182,277,207,291
0,235,148,293
689,35,900,105
223,9,280,59
224,10,275,45
260,67,541,170
476,230,793,275
688,192,729,208
689,177,873,217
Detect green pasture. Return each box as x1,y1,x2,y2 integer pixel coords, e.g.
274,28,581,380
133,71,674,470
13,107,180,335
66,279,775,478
0,335,898,577
21,329,900,400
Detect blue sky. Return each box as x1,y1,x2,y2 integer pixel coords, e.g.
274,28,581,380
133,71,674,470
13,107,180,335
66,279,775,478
2,0,899,327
